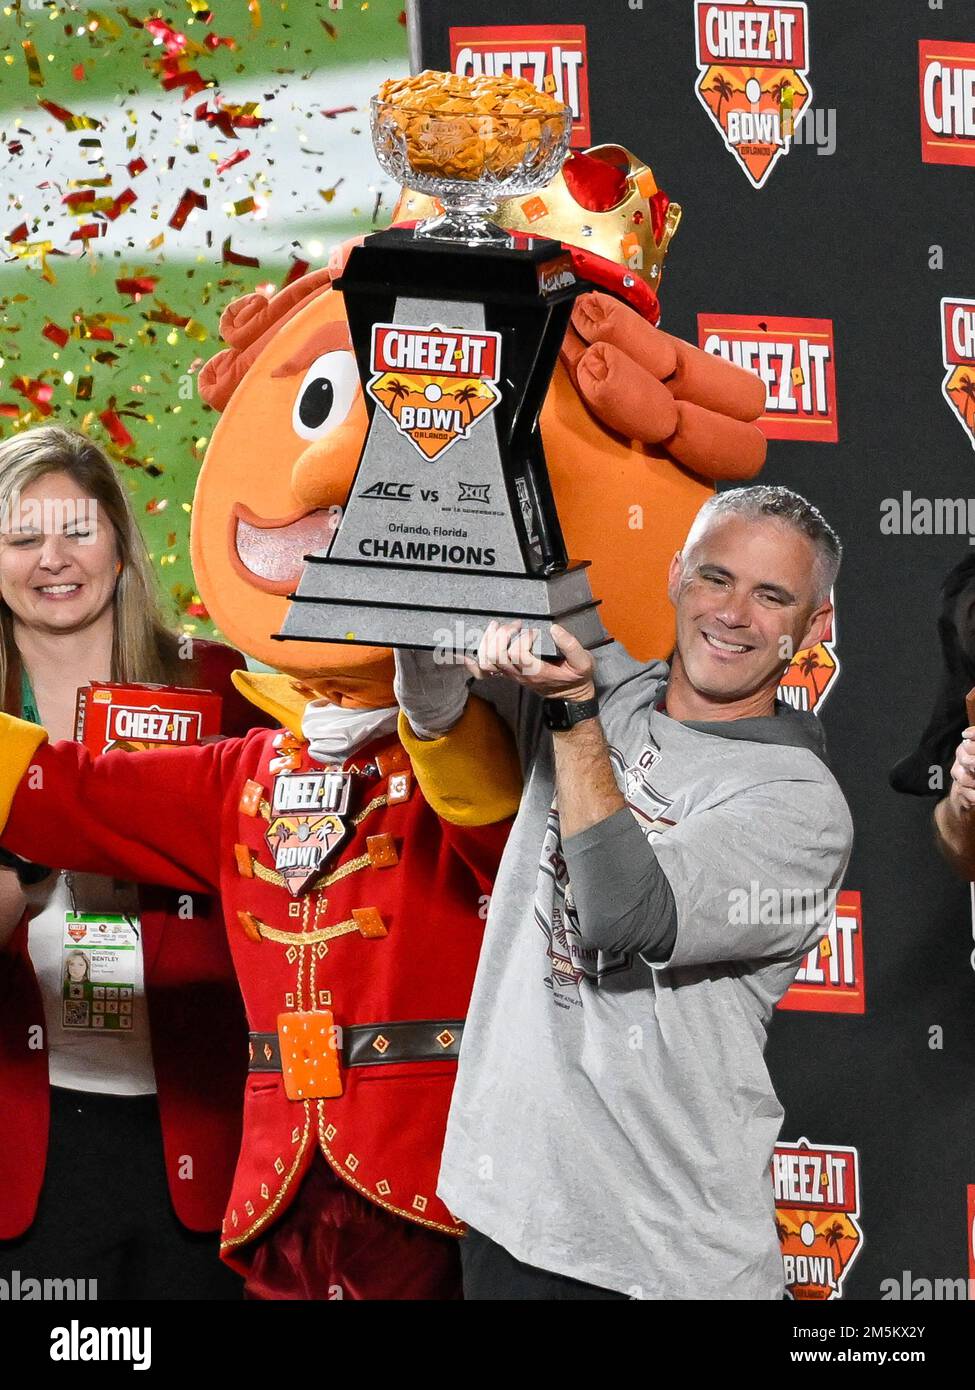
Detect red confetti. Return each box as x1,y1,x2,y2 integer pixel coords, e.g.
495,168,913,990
7,222,29,243
215,147,251,174
168,188,207,230
63,189,97,210
69,222,105,242
11,378,54,416
72,63,86,81
144,18,187,55
38,99,102,130
161,66,207,99
0,404,21,419
99,409,134,449
42,322,69,348
221,237,260,269
321,106,356,119
115,276,157,299
203,32,236,52
283,258,310,287
105,188,137,221
127,157,147,177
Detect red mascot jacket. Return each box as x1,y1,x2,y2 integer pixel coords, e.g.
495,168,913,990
0,640,267,1240
0,673,520,1265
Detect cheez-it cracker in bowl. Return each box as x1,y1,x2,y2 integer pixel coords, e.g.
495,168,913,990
377,69,567,181
75,682,223,757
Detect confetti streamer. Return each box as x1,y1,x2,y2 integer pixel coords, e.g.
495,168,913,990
283,259,310,287
216,148,251,175
38,99,102,132
168,188,207,230
22,41,44,89
42,323,69,349
105,189,138,221
11,377,54,417
99,408,135,449
115,276,158,299
221,237,260,269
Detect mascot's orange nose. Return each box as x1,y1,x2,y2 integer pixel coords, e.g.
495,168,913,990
289,407,369,512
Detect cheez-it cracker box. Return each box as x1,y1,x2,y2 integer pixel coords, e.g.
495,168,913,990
75,682,223,756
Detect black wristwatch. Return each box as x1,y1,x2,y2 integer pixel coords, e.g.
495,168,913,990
542,694,600,732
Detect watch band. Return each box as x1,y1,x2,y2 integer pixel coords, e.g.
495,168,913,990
542,695,600,731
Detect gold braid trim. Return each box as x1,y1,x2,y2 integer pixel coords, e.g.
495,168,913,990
320,852,371,886
351,791,388,825
241,791,389,888
255,790,385,828
220,1100,313,1251
314,1103,462,1238
246,913,360,947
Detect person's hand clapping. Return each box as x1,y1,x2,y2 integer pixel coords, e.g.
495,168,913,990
465,620,595,701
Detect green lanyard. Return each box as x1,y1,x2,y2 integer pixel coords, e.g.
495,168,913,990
20,666,40,725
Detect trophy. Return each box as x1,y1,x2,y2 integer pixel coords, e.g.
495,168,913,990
275,72,606,660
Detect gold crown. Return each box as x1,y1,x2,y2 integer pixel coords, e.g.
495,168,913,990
392,144,682,296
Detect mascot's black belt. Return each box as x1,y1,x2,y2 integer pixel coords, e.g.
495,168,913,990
248,1018,465,1083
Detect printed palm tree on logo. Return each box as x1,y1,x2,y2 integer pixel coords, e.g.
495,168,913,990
709,73,735,122
381,378,409,406
451,382,484,426
822,1217,857,1285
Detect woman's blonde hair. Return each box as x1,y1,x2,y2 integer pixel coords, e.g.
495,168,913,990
0,424,183,712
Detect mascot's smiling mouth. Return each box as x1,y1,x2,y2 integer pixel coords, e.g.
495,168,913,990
230,503,340,595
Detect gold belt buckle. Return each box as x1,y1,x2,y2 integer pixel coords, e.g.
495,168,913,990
276,1010,343,1100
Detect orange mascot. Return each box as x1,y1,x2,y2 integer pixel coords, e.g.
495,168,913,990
0,143,764,1300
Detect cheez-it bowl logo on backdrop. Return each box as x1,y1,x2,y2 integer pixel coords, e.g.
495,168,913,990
774,1138,864,1300
778,890,865,1015
919,39,975,167
367,323,502,462
694,1,811,188
698,313,838,442
779,599,839,715
449,24,591,147
941,297,975,450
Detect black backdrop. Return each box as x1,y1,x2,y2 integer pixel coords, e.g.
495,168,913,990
408,0,975,1299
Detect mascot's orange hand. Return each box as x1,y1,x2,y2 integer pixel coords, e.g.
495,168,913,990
561,290,767,482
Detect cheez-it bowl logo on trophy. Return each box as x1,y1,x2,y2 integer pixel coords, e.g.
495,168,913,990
276,70,607,661
366,322,501,461
694,0,812,189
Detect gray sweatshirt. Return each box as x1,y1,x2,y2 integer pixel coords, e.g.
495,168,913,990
431,639,854,1299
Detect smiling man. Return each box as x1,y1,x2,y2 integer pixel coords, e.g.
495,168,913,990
394,484,854,1300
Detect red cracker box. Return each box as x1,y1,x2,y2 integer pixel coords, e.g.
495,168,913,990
74,682,223,756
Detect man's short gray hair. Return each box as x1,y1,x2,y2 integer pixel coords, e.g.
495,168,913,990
687,485,842,604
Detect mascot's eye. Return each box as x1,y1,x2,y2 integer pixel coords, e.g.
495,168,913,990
291,351,359,440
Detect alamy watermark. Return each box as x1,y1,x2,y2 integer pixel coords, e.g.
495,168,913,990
0,1268,97,1300
0,490,98,543
880,492,975,544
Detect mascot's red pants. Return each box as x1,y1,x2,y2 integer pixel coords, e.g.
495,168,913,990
240,1157,462,1301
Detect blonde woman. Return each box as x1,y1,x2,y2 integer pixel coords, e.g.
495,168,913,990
0,425,266,1299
